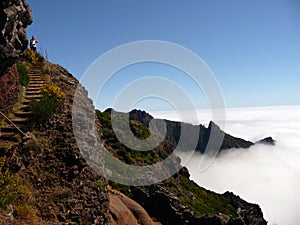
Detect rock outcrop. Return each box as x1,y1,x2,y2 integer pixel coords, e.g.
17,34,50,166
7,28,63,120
108,186,161,225
256,136,275,145
0,0,32,74
224,192,267,225
0,0,32,110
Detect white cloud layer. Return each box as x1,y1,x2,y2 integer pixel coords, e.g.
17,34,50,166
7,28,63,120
151,105,300,225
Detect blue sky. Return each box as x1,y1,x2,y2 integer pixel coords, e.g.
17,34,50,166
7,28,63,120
26,0,300,110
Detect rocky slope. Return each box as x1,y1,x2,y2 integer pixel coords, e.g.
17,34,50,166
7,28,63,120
1,61,110,224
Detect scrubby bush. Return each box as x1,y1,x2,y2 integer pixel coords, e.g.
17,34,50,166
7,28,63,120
24,48,45,64
14,204,38,223
29,95,61,125
40,84,65,100
0,157,17,209
17,64,29,87
29,84,65,126
24,49,37,64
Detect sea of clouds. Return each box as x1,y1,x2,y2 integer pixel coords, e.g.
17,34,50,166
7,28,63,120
150,105,300,225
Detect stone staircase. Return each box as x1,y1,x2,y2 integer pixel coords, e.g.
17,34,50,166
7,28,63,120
0,63,46,147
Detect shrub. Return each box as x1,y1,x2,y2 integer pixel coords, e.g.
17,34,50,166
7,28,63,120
0,157,17,209
24,49,37,64
14,205,38,223
29,84,65,126
40,84,65,100
17,64,29,87
29,95,61,125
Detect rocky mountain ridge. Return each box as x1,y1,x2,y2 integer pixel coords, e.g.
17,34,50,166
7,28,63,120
105,108,275,154
0,1,268,224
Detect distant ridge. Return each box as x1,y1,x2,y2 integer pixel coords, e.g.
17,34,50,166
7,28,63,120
105,108,274,154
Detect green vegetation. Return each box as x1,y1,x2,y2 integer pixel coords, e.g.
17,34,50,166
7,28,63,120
0,157,17,209
24,48,45,64
29,84,65,126
24,49,37,64
29,95,60,125
96,110,173,165
17,63,29,87
165,175,237,217
40,84,65,100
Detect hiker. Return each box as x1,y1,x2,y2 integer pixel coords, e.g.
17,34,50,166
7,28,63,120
30,36,38,52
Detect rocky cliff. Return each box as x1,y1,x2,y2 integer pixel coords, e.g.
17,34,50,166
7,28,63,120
0,0,32,73
0,0,32,110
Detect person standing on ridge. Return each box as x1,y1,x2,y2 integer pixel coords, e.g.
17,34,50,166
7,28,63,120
30,36,38,53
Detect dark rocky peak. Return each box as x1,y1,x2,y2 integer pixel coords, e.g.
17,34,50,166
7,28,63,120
129,109,153,125
0,0,32,74
256,136,276,145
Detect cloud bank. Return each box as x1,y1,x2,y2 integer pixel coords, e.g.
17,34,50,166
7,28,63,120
151,105,300,225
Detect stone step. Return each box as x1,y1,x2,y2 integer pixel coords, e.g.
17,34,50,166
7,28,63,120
14,111,33,118
28,75,42,78
23,98,41,105
19,105,30,112
29,80,45,84
1,125,18,133
10,117,30,124
30,78,43,81
0,132,19,141
29,74,42,77
22,99,32,105
26,90,41,95
29,75,43,79
26,87,41,92
25,94,43,99
27,83,44,88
